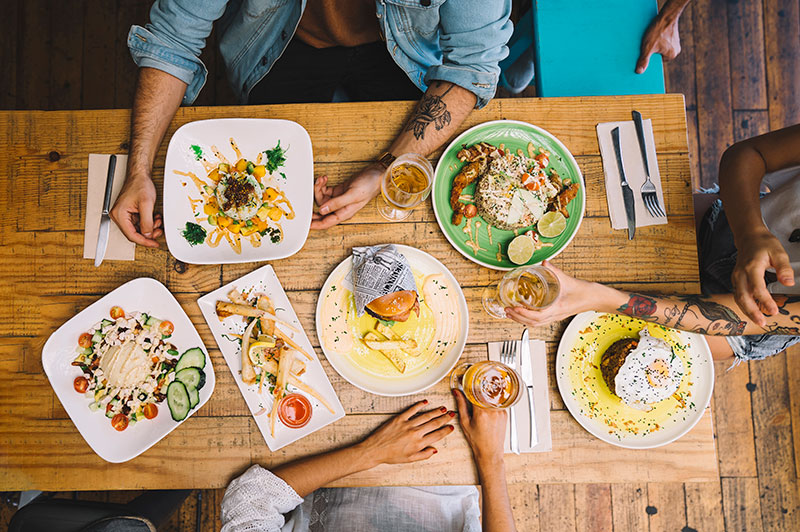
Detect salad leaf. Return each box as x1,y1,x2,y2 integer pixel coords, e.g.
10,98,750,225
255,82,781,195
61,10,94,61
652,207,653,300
181,222,207,246
264,140,287,174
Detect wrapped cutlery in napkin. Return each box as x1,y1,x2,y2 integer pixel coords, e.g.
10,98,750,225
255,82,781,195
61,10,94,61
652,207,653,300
597,119,667,229
488,339,552,453
83,154,135,261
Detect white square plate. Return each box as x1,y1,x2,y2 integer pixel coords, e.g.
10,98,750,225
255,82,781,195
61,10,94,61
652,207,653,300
197,265,345,451
163,118,313,264
42,278,215,463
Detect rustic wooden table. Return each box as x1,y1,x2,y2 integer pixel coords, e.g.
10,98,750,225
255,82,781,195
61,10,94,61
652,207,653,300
0,95,718,491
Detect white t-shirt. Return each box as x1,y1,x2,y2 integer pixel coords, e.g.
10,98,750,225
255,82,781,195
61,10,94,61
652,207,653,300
761,166,800,294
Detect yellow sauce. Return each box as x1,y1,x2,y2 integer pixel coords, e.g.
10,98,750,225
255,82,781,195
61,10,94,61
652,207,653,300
188,196,203,213
174,170,207,194
462,218,484,255
275,191,296,220
207,227,225,247
320,271,461,379
487,224,493,246
229,137,242,161
496,243,503,263
565,314,697,440
210,145,230,165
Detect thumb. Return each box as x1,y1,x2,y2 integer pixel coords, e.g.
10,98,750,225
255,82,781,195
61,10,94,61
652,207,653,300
635,50,652,74
139,198,155,237
772,252,796,286
452,388,470,427
318,188,361,216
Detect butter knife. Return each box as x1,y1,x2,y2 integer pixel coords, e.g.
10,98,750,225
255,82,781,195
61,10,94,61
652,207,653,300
520,328,538,447
94,154,117,267
611,127,636,240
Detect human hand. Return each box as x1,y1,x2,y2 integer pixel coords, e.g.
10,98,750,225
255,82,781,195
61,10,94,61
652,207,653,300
636,12,682,74
503,261,603,327
311,163,384,230
109,171,163,247
357,400,455,467
731,228,795,327
452,389,506,466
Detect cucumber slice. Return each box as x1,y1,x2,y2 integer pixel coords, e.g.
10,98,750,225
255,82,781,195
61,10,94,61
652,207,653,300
175,367,206,391
91,332,104,343
166,381,191,421
88,402,100,412
186,385,200,409
100,319,113,328
145,316,162,328
175,348,206,371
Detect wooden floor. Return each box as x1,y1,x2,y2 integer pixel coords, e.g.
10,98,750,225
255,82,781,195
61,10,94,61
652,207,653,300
1,1,799,530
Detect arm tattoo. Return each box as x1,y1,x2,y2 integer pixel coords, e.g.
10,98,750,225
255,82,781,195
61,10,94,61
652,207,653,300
405,83,454,140
617,294,658,320
616,293,748,335
762,295,800,335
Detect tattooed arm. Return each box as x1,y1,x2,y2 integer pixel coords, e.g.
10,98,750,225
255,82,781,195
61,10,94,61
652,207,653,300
504,261,800,337
311,81,476,229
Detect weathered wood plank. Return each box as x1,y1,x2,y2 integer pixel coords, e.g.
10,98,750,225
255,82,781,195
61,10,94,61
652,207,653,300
16,0,50,110
663,1,696,110
712,359,757,477
684,481,724,532
0,0,19,109
114,0,151,109
692,0,734,190
721,477,763,532
574,483,612,532
508,483,540,532
763,0,800,129
81,0,118,110
0,410,717,491
49,1,84,110
726,0,767,110
748,351,800,530
787,344,800,480
647,482,686,531
733,110,771,144
537,484,575,532
611,483,649,532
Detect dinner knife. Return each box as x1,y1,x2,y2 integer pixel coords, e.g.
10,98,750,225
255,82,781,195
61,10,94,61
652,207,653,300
94,154,117,267
632,110,651,179
520,328,538,447
510,340,520,455
611,127,636,240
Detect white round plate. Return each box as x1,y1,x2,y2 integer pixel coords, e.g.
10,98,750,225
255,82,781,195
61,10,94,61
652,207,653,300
556,311,714,449
315,245,469,397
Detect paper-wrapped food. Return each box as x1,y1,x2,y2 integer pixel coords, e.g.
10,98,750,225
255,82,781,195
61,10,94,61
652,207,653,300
352,245,419,322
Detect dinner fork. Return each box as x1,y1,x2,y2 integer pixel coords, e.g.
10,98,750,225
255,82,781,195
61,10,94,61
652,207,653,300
499,340,520,454
632,110,666,218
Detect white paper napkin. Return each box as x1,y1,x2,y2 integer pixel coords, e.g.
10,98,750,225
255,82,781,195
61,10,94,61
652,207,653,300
597,119,667,230
488,339,552,453
83,154,136,261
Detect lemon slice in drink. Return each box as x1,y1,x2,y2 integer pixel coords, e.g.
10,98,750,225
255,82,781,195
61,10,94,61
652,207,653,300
537,212,567,238
507,235,535,265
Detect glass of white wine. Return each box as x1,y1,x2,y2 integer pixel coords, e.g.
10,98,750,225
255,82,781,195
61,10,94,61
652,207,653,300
378,153,434,221
482,264,560,319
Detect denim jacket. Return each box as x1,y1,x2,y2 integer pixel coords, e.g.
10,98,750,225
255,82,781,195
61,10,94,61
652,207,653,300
127,0,512,108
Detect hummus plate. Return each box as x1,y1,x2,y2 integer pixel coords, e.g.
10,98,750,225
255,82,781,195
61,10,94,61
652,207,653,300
316,245,469,396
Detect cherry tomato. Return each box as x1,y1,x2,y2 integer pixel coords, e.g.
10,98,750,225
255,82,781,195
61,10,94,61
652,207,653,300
143,403,158,420
158,320,174,336
73,376,89,393
463,204,478,218
78,333,93,348
111,413,129,431
110,306,124,319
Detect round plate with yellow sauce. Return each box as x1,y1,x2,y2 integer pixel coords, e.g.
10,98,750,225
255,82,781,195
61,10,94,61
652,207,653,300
315,245,469,396
556,311,714,449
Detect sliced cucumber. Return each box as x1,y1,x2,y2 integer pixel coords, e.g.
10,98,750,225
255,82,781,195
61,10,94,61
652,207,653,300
100,319,113,328
175,348,206,371
91,332,104,343
166,381,191,421
175,367,206,390
82,347,93,356
88,401,101,412
145,316,162,328
186,385,200,409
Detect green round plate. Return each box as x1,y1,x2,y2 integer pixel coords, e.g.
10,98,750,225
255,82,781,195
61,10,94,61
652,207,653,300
432,120,585,270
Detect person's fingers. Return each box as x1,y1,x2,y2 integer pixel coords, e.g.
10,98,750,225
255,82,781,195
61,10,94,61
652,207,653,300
310,202,362,230
772,251,796,286
138,198,156,238
505,306,546,326
399,400,429,421
747,268,778,316
152,228,164,238
452,389,471,427
416,411,453,434
410,406,449,426
732,272,766,326
111,209,159,248
408,447,438,462
318,186,363,216
635,49,652,74
313,176,329,206
420,424,455,447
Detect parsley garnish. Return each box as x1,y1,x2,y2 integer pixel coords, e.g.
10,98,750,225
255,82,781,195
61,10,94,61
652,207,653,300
264,140,287,175
181,222,206,246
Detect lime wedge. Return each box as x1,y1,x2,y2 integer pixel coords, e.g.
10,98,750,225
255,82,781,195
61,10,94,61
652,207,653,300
537,211,567,238
507,235,535,265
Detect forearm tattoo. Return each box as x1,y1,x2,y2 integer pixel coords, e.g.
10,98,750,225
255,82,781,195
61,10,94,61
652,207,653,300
616,293,800,336
405,83,454,140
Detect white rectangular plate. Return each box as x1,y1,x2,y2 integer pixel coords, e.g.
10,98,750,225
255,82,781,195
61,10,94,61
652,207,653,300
42,278,215,463
163,118,313,264
197,265,345,451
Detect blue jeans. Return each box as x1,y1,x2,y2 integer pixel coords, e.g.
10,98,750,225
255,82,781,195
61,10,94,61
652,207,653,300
699,199,800,361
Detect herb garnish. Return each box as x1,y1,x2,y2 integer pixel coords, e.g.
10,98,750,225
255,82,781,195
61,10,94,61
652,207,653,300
264,140,287,178
181,222,207,246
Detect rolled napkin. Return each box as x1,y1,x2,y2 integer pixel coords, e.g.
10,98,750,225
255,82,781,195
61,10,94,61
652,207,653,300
83,154,136,261
488,339,552,453
351,244,417,317
597,119,667,230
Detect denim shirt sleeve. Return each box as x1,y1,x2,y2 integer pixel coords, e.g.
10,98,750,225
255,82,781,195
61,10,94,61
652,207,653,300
127,0,229,105
424,0,512,109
